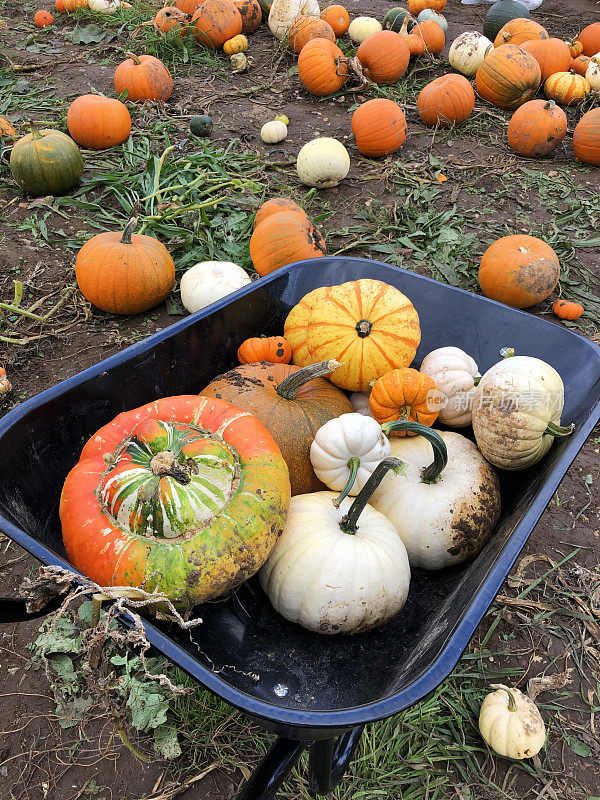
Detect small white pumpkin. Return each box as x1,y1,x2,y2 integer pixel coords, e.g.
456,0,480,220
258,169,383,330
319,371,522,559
268,0,320,39
350,391,372,417
585,55,600,91
180,261,251,314
348,16,382,44
416,8,447,32
260,120,288,144
449,31,493,77
419,346,480,428
472,355,574,471
479,685,546,760
89,0,121,13
296,137,350,188
260,458,411,634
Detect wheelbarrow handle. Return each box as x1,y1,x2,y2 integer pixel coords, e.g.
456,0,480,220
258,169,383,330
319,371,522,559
0,596,64,624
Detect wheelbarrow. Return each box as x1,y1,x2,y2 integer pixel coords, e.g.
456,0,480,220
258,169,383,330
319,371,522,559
1,258,599,799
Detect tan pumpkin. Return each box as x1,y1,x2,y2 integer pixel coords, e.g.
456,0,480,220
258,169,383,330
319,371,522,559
521,38,571,81
417,74,475,127
356,30,411,84
288,15,335,52
298,37,348,96
475,44,541,110
191,0,242,47
493,18,548,48
250,211,326,276
507,99,567,157
351,98,407,157
544,71,590,105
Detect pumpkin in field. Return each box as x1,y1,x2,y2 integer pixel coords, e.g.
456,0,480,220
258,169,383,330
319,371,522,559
60,396,290,611
493,18,548,48
250,211,326,276
573,108,600,166
288,15,335,53
320,4,349,35
296,137,350,187
234,0,261,32
412,20,445,54
577,22,600,56
507,99,567,157
483,0,530,41
268,0,320,38
9,126,83,197
475,44,541,110
201,360,353,495
223,33,248,52
369,368,442,432
553,300,583,321
284,286,331,367
448,32,493,77
114,54,173,102
75,218,175,314
34,9,54,26
63,0,88,9
55,0,65,10
408,0,445,14
572,55,590,76
154,6,189,34
417,74,475,127
403,30,426,57
479,234,560,309
238,336,292,364
348,16,381,44
298,38,348,96
544,71,590,106
479,686,546,760
0,117,17,137
521,38,571,81
254,197,309,228
356,31,411,84
176,0,200,12
192,0,242,47
302,279,421,392
351,98,407,157
67,94,131,149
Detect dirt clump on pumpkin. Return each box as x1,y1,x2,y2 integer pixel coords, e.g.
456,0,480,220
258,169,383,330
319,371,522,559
447,463,501,558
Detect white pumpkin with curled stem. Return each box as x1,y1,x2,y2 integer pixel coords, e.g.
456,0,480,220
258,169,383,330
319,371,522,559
479,684,546,759
268,0,320,39
260,458,411,634
419,346,481,428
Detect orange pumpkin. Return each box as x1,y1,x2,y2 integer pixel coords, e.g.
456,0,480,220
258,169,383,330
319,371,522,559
408,0,445,14
67,94,131,150
320,4,349,36
411,20,445,55
507,99,567,157
356,30,410,84
75,218,175,315
351,98,407,157
63,0,88,9
572,55,591,76
250,212,326,276
238,336,292,364
0,117,16,137
284,286,331,367
573,108,600,166
475,44,541,110
55,0,65,10
298,37,348,96
399,22,426,56
288,15,335,53
114,54,173,102
192,0,242,47
234,0,261,33
34,9,54,26
553,300,583,321
154,6,189,35
254,197,309,228
568,39,583,58
521,38,571,81
369,368,441,434
479,234,560,309
493,18,548,48
417,74,475,127
577,22,600,56
544,71,590,106
176,0,201,13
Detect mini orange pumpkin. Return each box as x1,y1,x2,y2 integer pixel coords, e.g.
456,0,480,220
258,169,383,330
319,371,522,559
572,55,591,76
176,0,201,14
417,74,475,127
154,6,189,35
234,0,261,33
250,212,327,276
55,0,65,11
34,9,54,26
507,99,567,157
298,37,348,96
573,108,600,166
544,71,590,106
192,0,242,47
67,94,131,150
320,4,349,36
0,117,16,137
369,368,442,434
553,300,583,321
356,30,410,84
521,38,571,81
411,20,445,55
577,22,600,57
114,54,173,102
351,98,407,157
288,15,335,53
408,0,445,14
238,336,293,364
493,18,548,48
254,197,309,228
568,39,583,58
479,234,560,309
476,44,541,110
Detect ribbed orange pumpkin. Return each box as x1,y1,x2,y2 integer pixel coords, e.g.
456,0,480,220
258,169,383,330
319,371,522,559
114,54,173,102
67,95,131,150
192,0,242,47
572,55,591,76
475,44,541,110
408,0,445,13
521,38,571,81
298,37,348,96
507,99,567,157
411,20,445,55
154,6,189,34
417,74,475,127
284,286,331,367
493,18,548,48
238,336,292,364
250,212,327,276
254,197,309,228
75,218,175,315
63,0,87,10
573,108,600,166
288,15,335,53
351,98,407,157
234,0,261,33
320,4,349,35
544,71,590,105
479,234,560,309
553,300,583,321
369,368,442,434
356,30,410,84
577,22,600,57
176,0,201,14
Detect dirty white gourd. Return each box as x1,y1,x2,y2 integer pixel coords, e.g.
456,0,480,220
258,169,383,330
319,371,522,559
348,16,381,44
585,55,600,91
260,458,411,634
479,685,546,759
260,120,288,144
419,346,480,427
180,261,251,313
472,354,574,471
230,53,248,72
416,8,447,31
268,0,320,39
449,31,493,77
350,391,372,416
89,0,121,12
296,137,350,188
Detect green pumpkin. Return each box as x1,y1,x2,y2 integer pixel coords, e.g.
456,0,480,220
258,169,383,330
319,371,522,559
257,0,271,17
382,7,413,32
190,114,213,137
10,127,83,197
483,0,530,40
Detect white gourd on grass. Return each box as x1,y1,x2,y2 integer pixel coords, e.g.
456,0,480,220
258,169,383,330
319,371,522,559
479,685,546,759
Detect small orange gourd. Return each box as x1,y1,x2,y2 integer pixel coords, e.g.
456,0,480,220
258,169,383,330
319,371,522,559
553,300,583,321
34,9,54,26
544,71,590,106
223,33,248,53
369,368,442,434
238,336,293,364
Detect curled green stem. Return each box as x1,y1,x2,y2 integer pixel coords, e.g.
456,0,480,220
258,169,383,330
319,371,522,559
545,421,575,438
490,684,518,712
276,360,341,401
332,457,360,508
381,420,448,484
339,457,405,535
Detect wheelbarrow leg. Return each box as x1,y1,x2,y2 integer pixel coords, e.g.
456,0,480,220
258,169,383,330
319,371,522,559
307,725,365,798
236,737,306,800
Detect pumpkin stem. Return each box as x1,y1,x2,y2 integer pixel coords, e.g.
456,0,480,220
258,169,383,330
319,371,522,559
150,450,192,484
332,457,360,508
356,319,372,338
473,375,482,386
339,457,405,535
544,99,556,111
120,217,138,244
125,52,142,64
490,684,518,712
545,421,575,438
28,122,42,140
276,360,342,400
381,420,448,484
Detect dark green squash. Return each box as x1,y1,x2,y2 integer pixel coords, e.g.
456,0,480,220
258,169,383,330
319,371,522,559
383,7,414,32
9,126,83,197
189,114,213,137
257,0,271,18
483,0,530,40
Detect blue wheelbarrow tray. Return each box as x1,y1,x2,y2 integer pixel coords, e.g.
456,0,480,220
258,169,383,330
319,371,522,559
1,258,599,800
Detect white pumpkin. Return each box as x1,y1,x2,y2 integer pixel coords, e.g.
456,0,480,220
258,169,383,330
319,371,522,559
449,31,493,77
472,355,574,471
260,120,288,144
585,55,600,91
350,391,372,417
310,413,391,499
479,685,546,760
370,426,501,569
296,137,350,188
180,261,251,314
89,0,121,12
348,16,381,44
268,0,320,39
419,346,480,428
416,8,447,32
260,458,411,634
